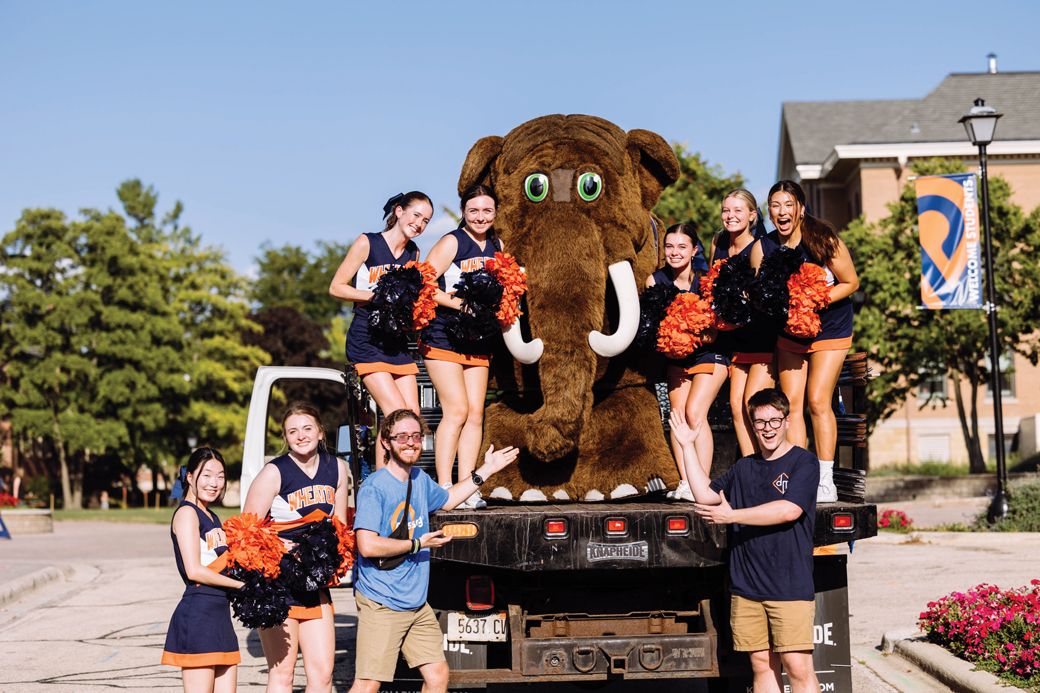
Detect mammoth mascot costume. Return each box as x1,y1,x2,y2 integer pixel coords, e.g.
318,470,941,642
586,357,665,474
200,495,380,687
460,114,683,501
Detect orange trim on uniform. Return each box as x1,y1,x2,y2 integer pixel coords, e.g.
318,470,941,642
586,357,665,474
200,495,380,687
731,352,773,365
419,343,490,367
270,509,330,534
776,335,852,354
161,650,241,668
355,361,419,376
288,601,332,621
683,363,717,376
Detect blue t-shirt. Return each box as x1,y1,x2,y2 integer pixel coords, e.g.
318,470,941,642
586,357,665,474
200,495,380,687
353,466,450,611
710,446,818,601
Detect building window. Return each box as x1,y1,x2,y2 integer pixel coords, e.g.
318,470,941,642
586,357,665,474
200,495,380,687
918,434,951,463
985,352,1016,399
987,433,1016,462
917,368,948,404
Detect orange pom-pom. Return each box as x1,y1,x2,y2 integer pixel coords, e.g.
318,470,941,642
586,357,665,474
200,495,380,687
224,513,285,579
332,514,356,579
785,263,831,337
656,293,715,359
404,260,439,331
486,252,528,327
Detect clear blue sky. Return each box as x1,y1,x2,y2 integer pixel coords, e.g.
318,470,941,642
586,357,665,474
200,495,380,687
3,1,1037,270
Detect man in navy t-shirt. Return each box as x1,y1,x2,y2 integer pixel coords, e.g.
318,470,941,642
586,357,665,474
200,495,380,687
350,409,518,693
671,388,819,693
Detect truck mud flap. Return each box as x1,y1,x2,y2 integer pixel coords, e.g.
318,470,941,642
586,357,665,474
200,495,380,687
520,632,718,677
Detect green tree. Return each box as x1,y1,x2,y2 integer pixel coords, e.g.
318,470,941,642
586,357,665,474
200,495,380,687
846,159,1040,473
654,143,747,247
253,241,350,325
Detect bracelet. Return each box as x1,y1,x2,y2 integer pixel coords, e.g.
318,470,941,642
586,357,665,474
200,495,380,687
411,538,421,554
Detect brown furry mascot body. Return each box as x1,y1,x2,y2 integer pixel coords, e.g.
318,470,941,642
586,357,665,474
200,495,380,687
459,114,681,501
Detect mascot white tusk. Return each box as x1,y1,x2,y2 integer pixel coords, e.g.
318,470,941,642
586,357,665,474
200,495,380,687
588,260,639,357
501,267,544,364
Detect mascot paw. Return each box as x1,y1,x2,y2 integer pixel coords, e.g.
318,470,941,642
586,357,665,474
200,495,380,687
609,484,639,499
551,489,570,500
489,486,513,501
645,476,667,494
583,489,606,501
519,488,548,503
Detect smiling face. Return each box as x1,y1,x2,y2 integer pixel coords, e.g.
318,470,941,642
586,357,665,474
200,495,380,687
750,404,790,455
664,231,695,272
768,191,804,238
394,200,433,239
463,194,496,236
284,413,322,459
382,416,423,467
189,458,226,504
722,195,756,235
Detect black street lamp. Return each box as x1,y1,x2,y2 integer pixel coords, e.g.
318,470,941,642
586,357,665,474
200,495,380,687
958,98,1009,522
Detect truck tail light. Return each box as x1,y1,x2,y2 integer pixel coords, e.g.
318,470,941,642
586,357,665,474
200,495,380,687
466,575,495,611
544,518,568,538
831,513,854,531
441,522,478,539
666,516,689,535
605,518,627,535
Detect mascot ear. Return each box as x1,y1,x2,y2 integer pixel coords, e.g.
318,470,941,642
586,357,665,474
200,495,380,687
458,135,504,195
627,129,680,210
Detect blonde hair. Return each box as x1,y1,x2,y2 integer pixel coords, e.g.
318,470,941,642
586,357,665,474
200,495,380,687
722,188,759,228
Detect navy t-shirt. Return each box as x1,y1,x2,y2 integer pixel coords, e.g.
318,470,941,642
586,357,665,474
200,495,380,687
710,446,819,601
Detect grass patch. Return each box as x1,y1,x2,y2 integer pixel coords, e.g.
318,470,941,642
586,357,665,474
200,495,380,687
975,481,1040,532
870,460,998,477
53,507,172,524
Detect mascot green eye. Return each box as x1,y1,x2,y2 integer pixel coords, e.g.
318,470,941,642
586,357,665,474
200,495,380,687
524,173,549,202
577,172,602,202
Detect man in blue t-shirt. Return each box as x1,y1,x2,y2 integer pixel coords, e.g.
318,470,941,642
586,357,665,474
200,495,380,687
349,409,518,693
671,388,819,693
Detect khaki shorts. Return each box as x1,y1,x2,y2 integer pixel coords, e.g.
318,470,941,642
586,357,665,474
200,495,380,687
354,591,446,682
730,595,815,653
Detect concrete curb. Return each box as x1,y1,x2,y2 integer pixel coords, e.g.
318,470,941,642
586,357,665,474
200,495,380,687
0,565,75,608
882,631,1029,693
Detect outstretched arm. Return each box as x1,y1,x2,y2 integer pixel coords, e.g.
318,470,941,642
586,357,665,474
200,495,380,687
442,444,519,510
693,494,803,526
669,410,722,504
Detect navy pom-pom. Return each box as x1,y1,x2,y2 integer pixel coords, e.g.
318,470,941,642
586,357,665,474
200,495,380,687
368,265,423,350
443,268,504,348
280,519,341,593
750,246,804,321
226,566,291,629
635,283,680,350
712,254,755,327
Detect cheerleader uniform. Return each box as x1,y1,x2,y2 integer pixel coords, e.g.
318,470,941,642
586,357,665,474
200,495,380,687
267,451,339,621
775,238,853,354
652,268,729,375
420,228,503,367
161,501,240,668
346,232,421,376
713,233,782,365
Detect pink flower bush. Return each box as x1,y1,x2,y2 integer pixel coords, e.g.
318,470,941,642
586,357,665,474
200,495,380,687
0,493,19,508
919,580,1040,689
878,508,913,532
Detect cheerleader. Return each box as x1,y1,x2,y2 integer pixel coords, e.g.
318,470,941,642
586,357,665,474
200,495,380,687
768,180,859,502
243,402,350,693
420,185,502,508
161,447,243,693
330,191,432,468
648,224,728,502
710,189,781,456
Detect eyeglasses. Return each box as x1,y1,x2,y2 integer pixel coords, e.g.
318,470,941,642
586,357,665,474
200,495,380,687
388,432,423,444
752,417,785,430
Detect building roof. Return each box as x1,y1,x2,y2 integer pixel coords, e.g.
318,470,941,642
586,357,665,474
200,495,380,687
782,72,1040,167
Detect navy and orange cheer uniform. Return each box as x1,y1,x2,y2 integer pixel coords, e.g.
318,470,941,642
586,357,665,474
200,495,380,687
346,232,421,376
267,452,339,620
161,501,240,668
712,233,782,365
652,268,729,374
420,227,503,367
775,236,853,354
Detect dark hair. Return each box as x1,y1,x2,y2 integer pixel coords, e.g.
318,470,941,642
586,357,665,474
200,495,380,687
767,180,839,262
379,409,430,446
747,388,791,418
383,190,433,232
665,223,699,246
184,447,227,504
281,401,327,450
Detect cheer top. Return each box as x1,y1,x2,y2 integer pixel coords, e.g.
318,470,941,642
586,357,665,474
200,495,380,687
346,232,420,368
171,500,228,598
776,233,853,352
268,451,339,532
713,234,782,361
652,267,729,370
422,227,503,357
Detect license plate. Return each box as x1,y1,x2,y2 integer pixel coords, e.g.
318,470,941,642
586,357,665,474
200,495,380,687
446,611,507,642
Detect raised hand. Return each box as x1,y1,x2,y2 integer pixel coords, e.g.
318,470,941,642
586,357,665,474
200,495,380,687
669,410,701,447
483,444,519,474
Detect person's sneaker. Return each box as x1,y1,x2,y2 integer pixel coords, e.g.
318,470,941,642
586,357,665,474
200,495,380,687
817,460,838,503
669,480,695,502
458,491,487,510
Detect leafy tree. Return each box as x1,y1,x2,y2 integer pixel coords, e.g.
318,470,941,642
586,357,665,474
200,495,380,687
253,241,350,325
654,144,747,247
846,159,1040,472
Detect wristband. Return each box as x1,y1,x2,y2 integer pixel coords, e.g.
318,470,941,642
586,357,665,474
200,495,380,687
411,538,421,554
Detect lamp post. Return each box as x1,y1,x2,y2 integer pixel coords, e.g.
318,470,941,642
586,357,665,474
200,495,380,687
959,98,1008,522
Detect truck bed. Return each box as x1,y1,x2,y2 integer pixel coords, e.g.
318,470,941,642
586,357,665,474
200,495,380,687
430,500,877,571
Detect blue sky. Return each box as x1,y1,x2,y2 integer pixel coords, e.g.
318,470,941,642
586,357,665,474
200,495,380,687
3,1,1038,270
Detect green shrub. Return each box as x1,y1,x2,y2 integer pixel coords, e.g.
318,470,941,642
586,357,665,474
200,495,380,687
976,481,1040,532
870,460,995,477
